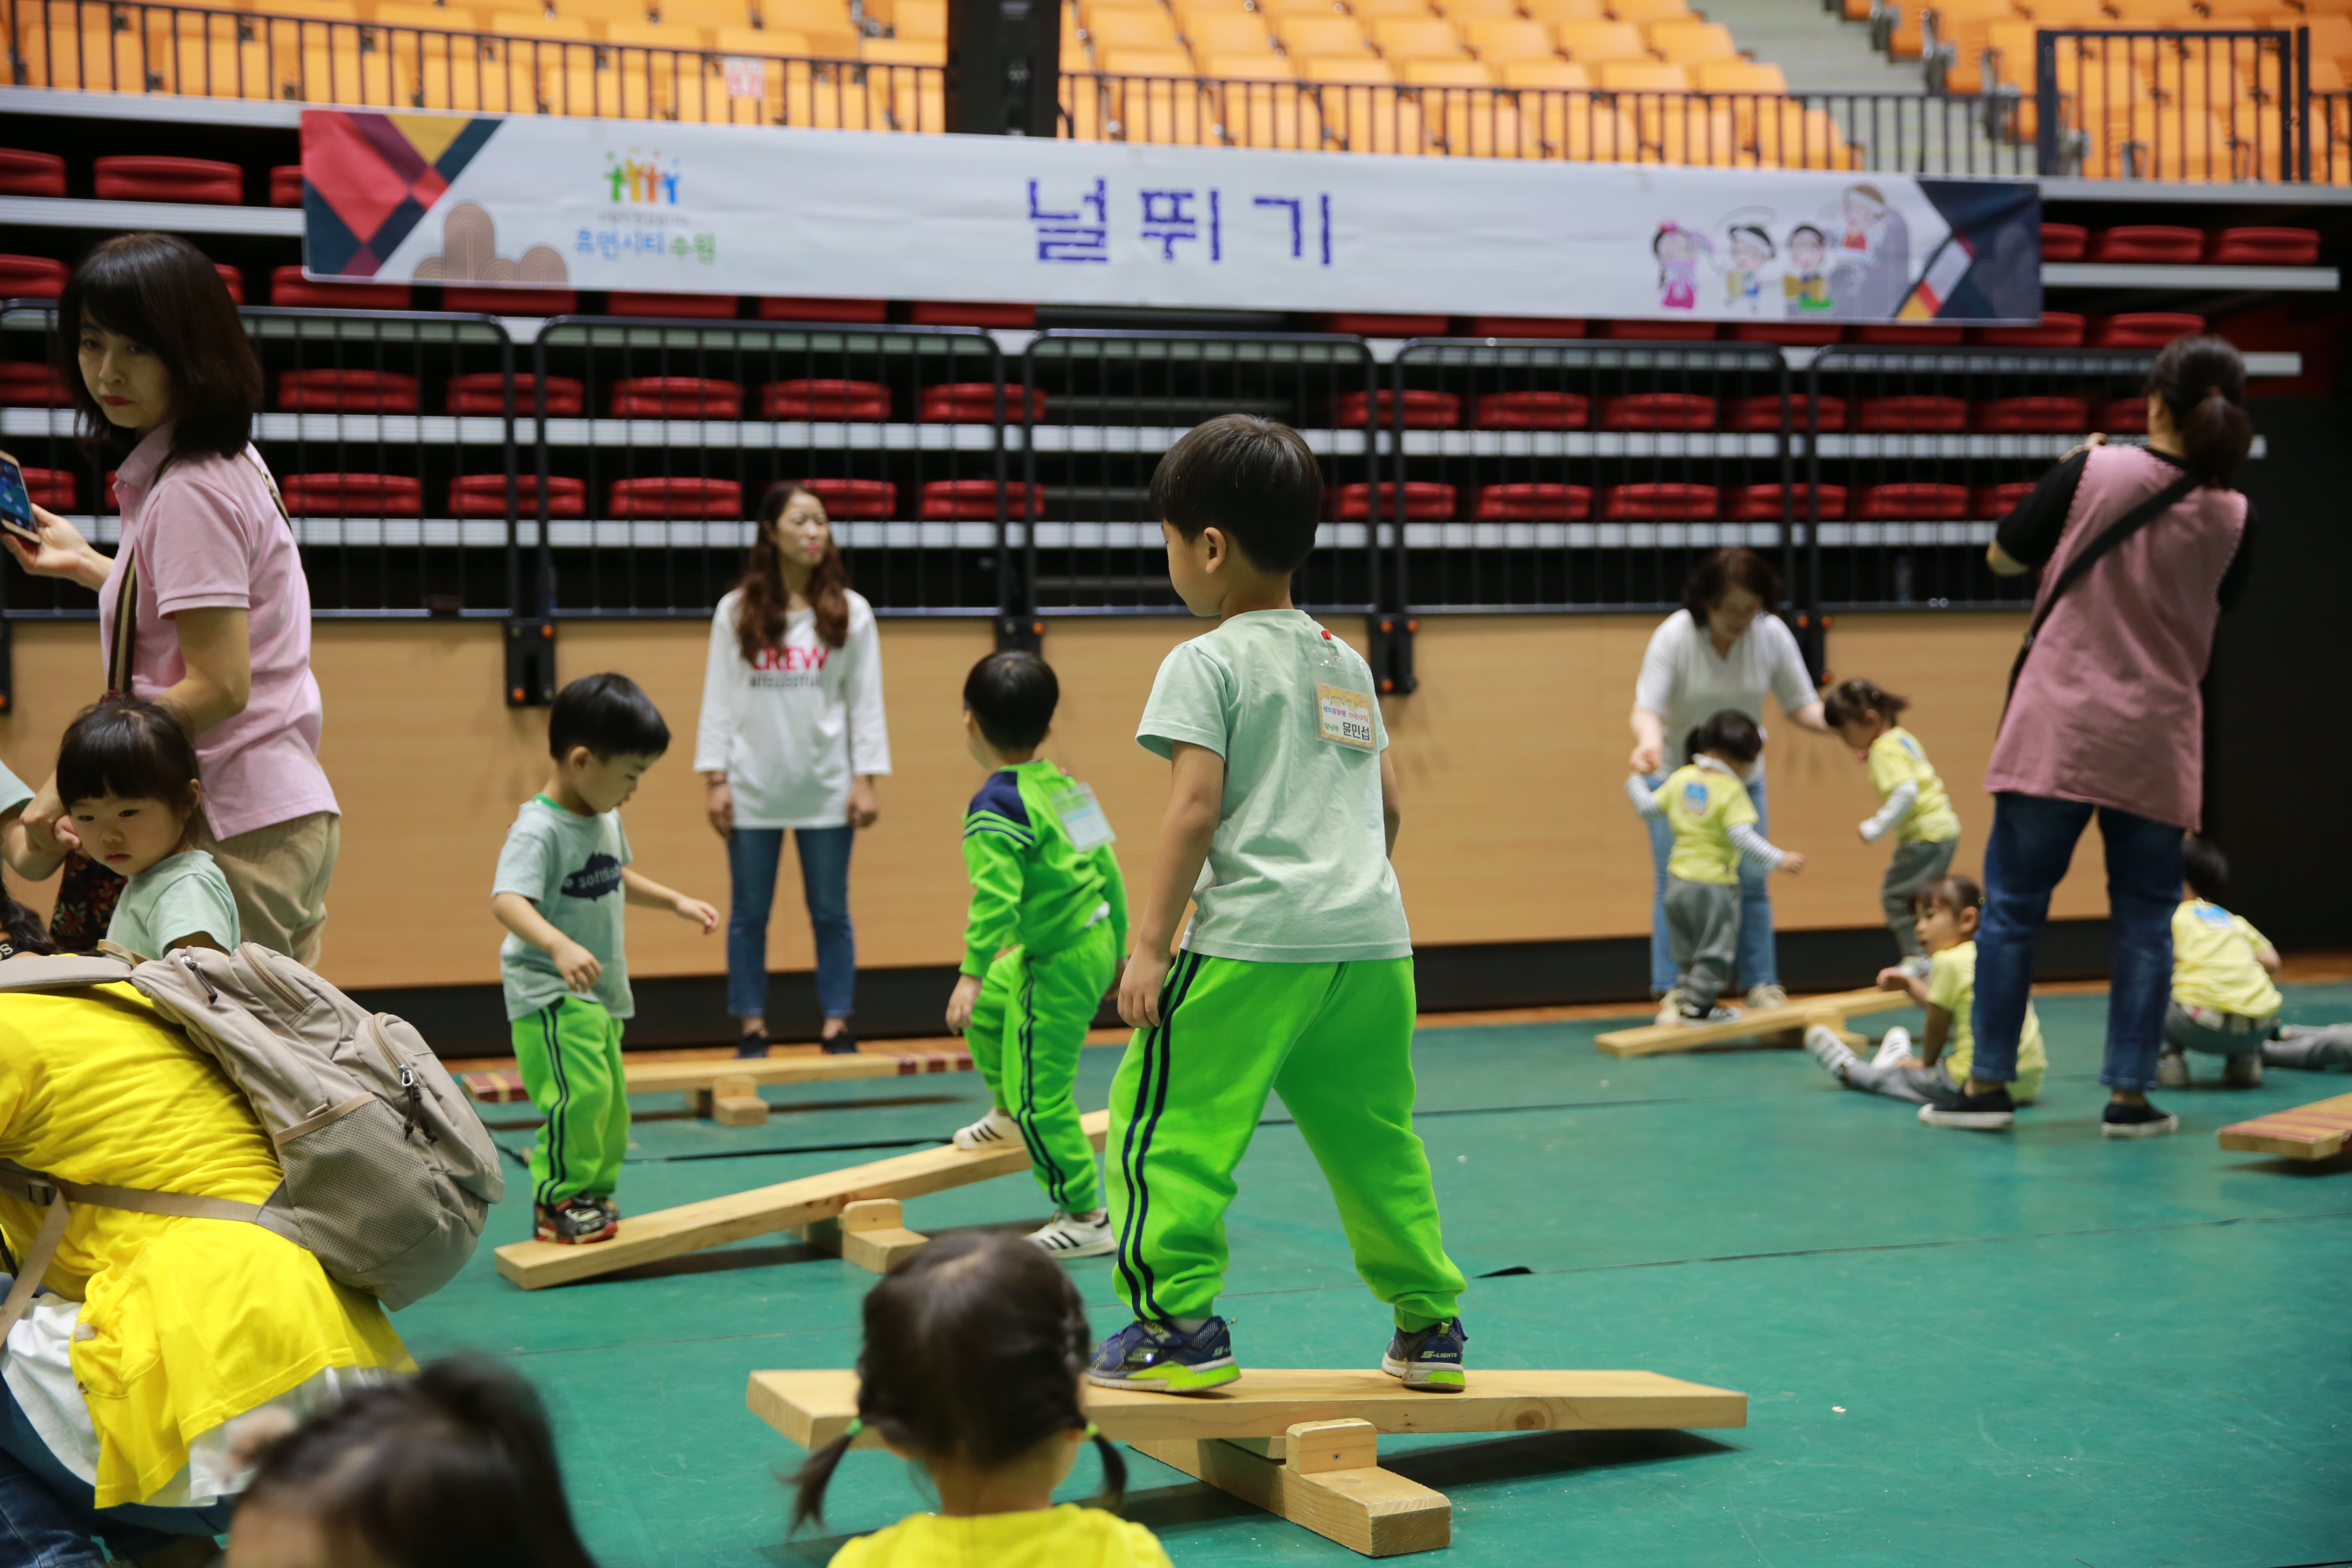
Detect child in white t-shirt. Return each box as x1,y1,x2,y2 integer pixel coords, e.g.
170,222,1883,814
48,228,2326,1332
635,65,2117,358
56,697,239,960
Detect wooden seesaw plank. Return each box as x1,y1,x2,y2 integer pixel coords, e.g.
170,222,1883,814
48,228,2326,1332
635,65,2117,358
461,1047,973,1107
1595,987,1913,1058
492,1109,1108,1289
2218,1093,2352,1161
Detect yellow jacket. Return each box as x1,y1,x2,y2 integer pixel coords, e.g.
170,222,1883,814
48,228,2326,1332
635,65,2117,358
0,986,410,1506
831,1506,1172,1568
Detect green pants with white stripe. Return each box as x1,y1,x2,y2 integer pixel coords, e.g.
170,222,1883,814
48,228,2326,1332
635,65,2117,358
1106,954,1464,1329
968,919,1116,1215
513,995,629,1207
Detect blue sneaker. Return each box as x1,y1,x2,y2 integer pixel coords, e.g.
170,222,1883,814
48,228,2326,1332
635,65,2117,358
1382,1317,1468,1391
1087,1316,1239,1394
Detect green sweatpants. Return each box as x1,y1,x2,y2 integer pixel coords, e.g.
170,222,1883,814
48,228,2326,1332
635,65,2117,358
1106,954,1464,1329
513,995,629,1207
968,919,1116,1215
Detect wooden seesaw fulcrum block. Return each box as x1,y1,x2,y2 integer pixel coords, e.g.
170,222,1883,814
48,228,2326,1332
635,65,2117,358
802,1198,929,1273
1594,987,1914,1058
493,1109,1110,1289
709,1075,771,1128
2218,1093,2352,1161
459,1047,973,1113
748,1366,1746,1558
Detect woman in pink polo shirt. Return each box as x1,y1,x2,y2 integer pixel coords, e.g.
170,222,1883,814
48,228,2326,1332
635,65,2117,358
5,233,341,963
1921,336,2256,1142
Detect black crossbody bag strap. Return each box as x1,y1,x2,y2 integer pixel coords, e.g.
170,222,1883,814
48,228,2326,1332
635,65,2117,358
2003,471,2199,709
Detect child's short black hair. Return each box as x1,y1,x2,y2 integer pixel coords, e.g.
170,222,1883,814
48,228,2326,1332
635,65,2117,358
1685,708,1763,766
56,696,201,809
1149,413,1324,576
964,650,1058,752
2182,835,2228,901
241,1355,599,1568
1913,873,1984,920
1822,677,1910,729
790,1232,1126,1532
548,673,669,762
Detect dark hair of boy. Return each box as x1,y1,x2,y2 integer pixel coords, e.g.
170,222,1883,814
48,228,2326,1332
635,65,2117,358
1684,707,1763,767
547,673,671,762
1821,677,1911,729
241,1355,600,1568
55,232,262,467
1148,413,1324,577
790,1232,1127,1531
965,650,1059,752
2182,835,2228,901
1912,873,1985,918
56,696,202,808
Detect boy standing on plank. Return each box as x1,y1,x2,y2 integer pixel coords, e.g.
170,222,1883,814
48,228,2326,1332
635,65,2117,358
1090,415,1468,1396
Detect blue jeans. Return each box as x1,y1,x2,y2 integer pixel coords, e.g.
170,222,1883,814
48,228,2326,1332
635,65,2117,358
1970,792,2182,1093
1647,772,1777,995
726,825,856,1022
0,1361,233,1567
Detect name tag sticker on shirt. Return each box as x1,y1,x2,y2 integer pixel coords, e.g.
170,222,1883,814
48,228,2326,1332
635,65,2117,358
1050,783,1116,851
2198,903,2233,929
1315,683,1378,751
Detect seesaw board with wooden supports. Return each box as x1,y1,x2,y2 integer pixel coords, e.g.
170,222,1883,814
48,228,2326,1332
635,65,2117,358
1594,987,1915,1058
461,1046,973,1110
748,1367,1746,1558
2218,1093,2352,1160
493,1109,1109,1289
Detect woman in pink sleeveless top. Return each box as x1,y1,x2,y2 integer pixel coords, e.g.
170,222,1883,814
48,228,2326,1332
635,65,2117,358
1922,337,2255,1142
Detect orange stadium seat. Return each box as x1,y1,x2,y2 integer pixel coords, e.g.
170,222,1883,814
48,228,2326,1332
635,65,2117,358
1696,58,1784,91
1278,13,1374,54
1466,18,1558,58
1373,17,1468,58
1647,18,1735,61
1498,58,1590,84
1201,50,1299,75
1087,4,1182,51
1404,57,1496,81
1597,59,1686,86
1304,54,1397,78
1099,45,1189,70
1438,0,1523,18
1181,10,1276,56
1554,20,1647,61
1354,0,1438,17
1255,0,1349,15
1521,0,1608,22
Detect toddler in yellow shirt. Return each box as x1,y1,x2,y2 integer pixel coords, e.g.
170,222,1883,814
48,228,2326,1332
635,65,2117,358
2164,837,2352,1084
1823,679,1962,975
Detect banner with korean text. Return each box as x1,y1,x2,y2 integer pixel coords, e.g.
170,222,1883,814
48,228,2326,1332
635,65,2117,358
301,110,2041,323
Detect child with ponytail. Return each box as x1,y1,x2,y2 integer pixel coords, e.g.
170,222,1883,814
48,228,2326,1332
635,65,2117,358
1822,677,1961,974
793,1232,1169,1567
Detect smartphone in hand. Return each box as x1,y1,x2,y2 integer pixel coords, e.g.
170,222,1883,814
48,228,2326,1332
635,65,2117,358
0,451,40,546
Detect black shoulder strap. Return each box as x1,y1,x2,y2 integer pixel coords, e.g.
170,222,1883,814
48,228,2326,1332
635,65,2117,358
2005,470,2199,706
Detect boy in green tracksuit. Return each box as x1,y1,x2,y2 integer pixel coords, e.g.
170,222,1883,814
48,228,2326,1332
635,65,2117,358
944,649,1129,1258
1089,414,1468,1396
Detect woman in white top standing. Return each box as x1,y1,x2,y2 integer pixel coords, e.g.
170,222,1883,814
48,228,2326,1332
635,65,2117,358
1629,548,1830,1021
696,482,890,1057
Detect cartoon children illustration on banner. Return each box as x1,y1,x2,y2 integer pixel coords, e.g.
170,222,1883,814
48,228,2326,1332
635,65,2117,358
1653,221,1710,311
1714,208,1777,317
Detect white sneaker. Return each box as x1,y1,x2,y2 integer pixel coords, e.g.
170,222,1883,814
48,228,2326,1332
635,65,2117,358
1655,989,1684,1026
1028,1208,1114,1257
953,1107,1020,1151
2155,1052,2191,1089
1804,1023,1856,1077
1746,984,1789,1011
1677,1005,1741,1025
1874,1026,1915,1067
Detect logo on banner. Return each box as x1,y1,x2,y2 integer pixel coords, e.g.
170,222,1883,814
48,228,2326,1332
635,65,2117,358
603,151,682,204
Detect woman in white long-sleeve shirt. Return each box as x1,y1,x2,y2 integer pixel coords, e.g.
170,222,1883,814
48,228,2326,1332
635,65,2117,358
695,483,891,1057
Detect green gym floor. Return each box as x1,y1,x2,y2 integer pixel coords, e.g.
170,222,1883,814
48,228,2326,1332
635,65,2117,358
404,983,2352,1567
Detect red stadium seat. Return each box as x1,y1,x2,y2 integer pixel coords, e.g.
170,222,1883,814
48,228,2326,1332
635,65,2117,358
801,478,898,518
1599,393,1716,430
1595,319,1717,341
1730,483,1845,520
215,265,244,304
919,383,1045,423
270,268,411,309
1321,314,1449,336
606,292,739,318
1972,396,2087,433
2040,223,2087,262
1970,481,2035,519
1600,483,1717,518
758,297,891,322
2086,225,2203,263
608,377,744,418
919,480,1044,519
447,473,588,518
1326,482,1458,520
18,467,77,511
0,363,74,406
2204,227,2319,265
0,255,69,300
281,473,424,515
2098,395,2149,434
1471,391,1589,429
1856,482,1966,519
907,301,1038,328
92,156,242,205
1725,323,1843,345
1727,394,1845,432
447,374,584,415
1855,395,1966,432
1849,324,1962,345
2087,312,2204,347
1971,312,2084,347
763,380,892,420
270,165,303,208
1472,483,1592,519
1326,390,1461,429
442,288,579,314
1466,317,1586,338
277,369,420,413
607,476,745,518
0,150,66,198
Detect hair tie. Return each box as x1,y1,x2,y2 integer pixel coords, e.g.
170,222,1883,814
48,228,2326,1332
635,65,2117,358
1084,1422,1100,1439
842,1418,864,1439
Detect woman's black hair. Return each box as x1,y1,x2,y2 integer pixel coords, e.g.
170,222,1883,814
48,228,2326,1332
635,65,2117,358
790,1232,1125,1533
546,673,670,761
240,1355,600,1568
965,650,1060,752
56,696,201,812
2182,834,2228,901
1684,707,1764,766
1789,224,1826,247
53,232,260,467
1912,873,1985,919
1821,677,1910,729
0,867,55,960
1682,547,1785,625
2146,333,2253,486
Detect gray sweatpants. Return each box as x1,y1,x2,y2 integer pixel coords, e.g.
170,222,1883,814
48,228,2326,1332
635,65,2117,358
2163,1000,2270,1058
1839,1057,1970,1108
2263,1025,2352,1072
1881,837,1958,962
1664,876,1740,1004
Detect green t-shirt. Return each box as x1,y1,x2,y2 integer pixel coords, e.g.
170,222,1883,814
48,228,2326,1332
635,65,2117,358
1136,609,1411,964
494,794,635,1021
961,758,1129,979
108,849,241,961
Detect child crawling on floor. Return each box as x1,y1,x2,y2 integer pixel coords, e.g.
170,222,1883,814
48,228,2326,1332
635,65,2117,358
1805,874,2048,1112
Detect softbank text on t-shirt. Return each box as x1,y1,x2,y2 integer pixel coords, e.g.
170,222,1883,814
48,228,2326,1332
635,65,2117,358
494,795,635,1020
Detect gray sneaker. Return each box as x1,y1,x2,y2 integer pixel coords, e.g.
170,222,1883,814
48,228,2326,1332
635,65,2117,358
1654,989,1685,1026
2156,1052,2191,1089
2222,1051,2263,1088
1746,984,1790,1011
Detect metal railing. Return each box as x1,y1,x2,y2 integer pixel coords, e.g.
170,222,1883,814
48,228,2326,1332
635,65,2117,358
2029,28,2304,181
